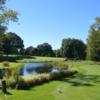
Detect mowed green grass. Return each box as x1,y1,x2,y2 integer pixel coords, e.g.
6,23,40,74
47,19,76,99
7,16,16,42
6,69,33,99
0,57,100,100
17,56,65,63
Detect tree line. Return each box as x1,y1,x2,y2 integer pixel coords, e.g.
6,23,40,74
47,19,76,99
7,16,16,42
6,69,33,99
0,20,100,61
0,0,100,61
0,18,100,61
0,29,87,59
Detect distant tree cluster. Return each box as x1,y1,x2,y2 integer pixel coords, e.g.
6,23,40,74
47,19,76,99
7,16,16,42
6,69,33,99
24,43,55,57
54,49,62,57
24,46,38,56
24,38,86,59
55,18,100,61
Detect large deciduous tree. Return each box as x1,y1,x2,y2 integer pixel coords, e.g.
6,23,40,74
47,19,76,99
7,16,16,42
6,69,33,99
25,46,38,56
61,38,86,60
87,17,100,61
0,0,18,53
0,0,18,25
3,32,24,55
37,43,55,57
0,25,7,51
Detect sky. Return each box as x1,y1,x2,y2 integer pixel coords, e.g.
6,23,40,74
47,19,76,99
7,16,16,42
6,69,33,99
6,0,100,49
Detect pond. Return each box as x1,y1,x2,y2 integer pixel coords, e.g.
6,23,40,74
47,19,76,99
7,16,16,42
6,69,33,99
23,62,58,76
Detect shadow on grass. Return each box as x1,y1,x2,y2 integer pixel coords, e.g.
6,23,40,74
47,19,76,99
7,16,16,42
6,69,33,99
16,80,51,90
4,91,12,95
60,73,100,87
0,55,36,62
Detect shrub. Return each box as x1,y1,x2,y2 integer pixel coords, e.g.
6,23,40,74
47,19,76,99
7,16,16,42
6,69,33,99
6,63,77,89
23,74,51,86
53,62,69,70
7,77,16,89
16,77,30,90
3,61,9,67
10,70,78,89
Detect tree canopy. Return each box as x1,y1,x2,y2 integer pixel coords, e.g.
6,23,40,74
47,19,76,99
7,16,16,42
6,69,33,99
0,0,18,54
61,38,86,59
0,0,18,25
24,46,38,56
37,43,55,57
87,17,100,61
3,32,24,55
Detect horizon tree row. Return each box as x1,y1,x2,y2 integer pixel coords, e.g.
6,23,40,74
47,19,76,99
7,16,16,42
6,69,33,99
24,39,86,60
0,31,93,60
31,17,100,61
24,43,55,57
0,18,100,60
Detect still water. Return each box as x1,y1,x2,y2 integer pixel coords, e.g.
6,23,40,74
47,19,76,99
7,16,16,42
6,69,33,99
23,62,58,76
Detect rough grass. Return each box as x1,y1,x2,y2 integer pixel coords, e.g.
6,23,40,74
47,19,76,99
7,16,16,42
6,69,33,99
0,62,24,69
0,57,100,100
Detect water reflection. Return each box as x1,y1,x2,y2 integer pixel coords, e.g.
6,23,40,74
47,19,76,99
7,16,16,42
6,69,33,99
23,62,58,76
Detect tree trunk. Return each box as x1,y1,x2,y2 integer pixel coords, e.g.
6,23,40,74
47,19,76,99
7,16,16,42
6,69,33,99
2,80,7,93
